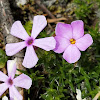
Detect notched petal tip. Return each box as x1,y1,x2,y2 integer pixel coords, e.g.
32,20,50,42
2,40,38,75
22,60,38,68
63,45,81,63
5,44,13,56
34,15,47,22
14,73,32,89
12,21,21,25
7,59,17,78
56,22,64,28
5,42,26,56
11,21,21,29
0,71,8,82
71,20,84,25
11,21,29,40
55,22,73,39
71,20,84,40
31,15,47,39
76,34,93,51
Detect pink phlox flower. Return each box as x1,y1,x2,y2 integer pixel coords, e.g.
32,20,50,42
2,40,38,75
0,59,32,100
6,15,56,68
54,20,93,63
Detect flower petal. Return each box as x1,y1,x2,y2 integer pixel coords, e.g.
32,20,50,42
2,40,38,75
31,15,47,39
7,59,17,79
33,37,56,51
14,73,32,89
63,45,81,63
9,86,22,100
76,34,93,51
76,89,82,100
54,36,70,53
0,71,8,82
71,20,84,40
0,83,8,97
55,23,72,40
11,21,29,40
22,46,38,68
6,42,26,56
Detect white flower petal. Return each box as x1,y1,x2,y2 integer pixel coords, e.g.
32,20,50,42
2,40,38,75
2,96,8,100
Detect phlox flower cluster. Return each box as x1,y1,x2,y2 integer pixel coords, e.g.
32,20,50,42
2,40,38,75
0,15,93,100
0,59,32,100
6,15,56,68
54,20,93,63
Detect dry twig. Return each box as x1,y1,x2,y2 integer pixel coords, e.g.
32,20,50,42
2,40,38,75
93,91,100,100
35,0,56,19
47,17,67,23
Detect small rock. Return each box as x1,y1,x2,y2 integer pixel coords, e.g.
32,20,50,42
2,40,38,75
44,0,56,7
16,0,28,6
56,14,62,18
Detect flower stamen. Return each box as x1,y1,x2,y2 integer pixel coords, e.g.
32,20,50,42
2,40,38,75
70,38,76,44
8,78,13,85
27,38,34,45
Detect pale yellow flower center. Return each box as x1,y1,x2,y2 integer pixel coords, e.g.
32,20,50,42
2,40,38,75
70,38,76,44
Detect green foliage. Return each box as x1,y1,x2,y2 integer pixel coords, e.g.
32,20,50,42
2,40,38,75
0,49,8,68
24,21,33,36
74,0,94,24
39,50,100,100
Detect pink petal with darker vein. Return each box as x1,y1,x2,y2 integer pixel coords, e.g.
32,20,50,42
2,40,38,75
31,15,47,39
14,73,32,89
22,46,38,68
71,20,84,40
9,86,22,100
63,44,81,63
75,34,93,51
11,21,29,40
0,71,8,82
0,83,8,96
7,60,16,79
33,37,56,51
55,23,72,40
6,42,26,56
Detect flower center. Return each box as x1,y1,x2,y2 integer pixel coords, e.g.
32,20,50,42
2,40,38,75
70,38,76,44
8,78,13,85
27,38,34,45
